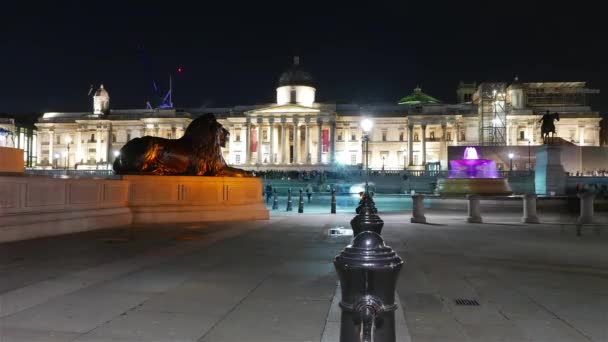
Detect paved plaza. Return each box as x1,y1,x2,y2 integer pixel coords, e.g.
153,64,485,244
1,209,608,341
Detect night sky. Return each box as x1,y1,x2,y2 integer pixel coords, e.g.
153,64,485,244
1,1,606,117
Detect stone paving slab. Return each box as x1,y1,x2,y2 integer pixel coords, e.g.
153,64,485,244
1,212,608,341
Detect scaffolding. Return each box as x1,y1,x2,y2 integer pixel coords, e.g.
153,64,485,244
475,83,508,146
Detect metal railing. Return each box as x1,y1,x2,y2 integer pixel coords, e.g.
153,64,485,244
25,169,119,178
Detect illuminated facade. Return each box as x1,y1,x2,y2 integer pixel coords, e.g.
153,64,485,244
34,60,602,170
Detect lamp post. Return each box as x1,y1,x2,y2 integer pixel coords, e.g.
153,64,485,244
361,118,373,195
65,136,72,169
382,156,385,172
53,153,60,169
508,152,514,171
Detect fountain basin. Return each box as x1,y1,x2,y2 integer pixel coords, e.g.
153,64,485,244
436,177,512,196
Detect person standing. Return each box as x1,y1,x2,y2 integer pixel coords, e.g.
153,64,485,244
306,184,312,203
265,183,273,204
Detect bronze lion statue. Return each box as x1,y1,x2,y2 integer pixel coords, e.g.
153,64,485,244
113,113,252,177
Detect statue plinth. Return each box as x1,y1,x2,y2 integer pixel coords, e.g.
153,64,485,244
535,145,566,196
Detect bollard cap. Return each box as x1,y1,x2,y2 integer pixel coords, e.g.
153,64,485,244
335,231,403,269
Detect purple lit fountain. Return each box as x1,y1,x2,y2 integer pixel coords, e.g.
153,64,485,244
437,147,512,195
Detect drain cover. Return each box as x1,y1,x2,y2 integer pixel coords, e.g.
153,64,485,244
454,299,480,306
328,227,353,236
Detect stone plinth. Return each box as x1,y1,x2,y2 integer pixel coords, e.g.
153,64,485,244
124,175,268,224
0,175,268,243
535,145,566,196
0,176,131,243
0,147,24,174
410,194,427,223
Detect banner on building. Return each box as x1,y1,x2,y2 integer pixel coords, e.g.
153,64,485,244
322,129,329,152
250,128,257,153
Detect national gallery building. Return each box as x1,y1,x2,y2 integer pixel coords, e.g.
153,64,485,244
34,58,602,171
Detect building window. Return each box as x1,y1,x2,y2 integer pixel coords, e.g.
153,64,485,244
430,131,435,140
90,134,95,142
235,154,241,164
414,133,419,142
399,132,404,141
167,133,171,139
519,131,525,140
56,136,60,144
351,133,357,141
382,130,387,142
112,134,117,143
289,129,293,142
127,133,131,141
263,129,268,141
235,129,241,142
351,154,357,165
447,132,452,141
337,129,343,141
460,132,466,141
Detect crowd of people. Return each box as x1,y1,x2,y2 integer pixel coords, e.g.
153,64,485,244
570,169,608,177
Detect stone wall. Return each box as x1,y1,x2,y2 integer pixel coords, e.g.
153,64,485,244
0,175,268,244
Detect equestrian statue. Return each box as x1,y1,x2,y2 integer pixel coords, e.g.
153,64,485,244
539,110,560,144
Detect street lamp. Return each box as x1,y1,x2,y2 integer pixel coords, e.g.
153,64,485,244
62,151,68,168
508,152,514,171
113,150,120,158
65,136,72,169
361,118,373,195
382,156,385,171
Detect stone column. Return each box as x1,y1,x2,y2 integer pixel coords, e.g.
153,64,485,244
36,130,43,165
421,124,427,166
48,130,54,165
329,120,336,163
245,118,251,164
578,192,595,224
579,125,585,146
410,194,427,223
317,119,323,164
281,118,287,164
440,122,447,169
453,122,458,145
305,118,311,164
269,118,275,164
106,124,112,164
466,194,482,223
408,124,414,166
256,119,262,164
521,194,540,223
75,129,82,164
96,127,102,162
293,118,299,164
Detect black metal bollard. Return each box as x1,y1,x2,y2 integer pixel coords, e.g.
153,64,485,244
272,189,278,210
298,188,304,213
334,231,403,342
286,188,293,211
351,193,383,235
331,188,336,214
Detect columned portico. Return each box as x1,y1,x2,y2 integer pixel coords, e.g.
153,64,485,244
281,118,288,164
256,119,262,164
408,124,414,167
293,118,299,164
317,119,323,164
269,118,275,164
245,119,251,164
305,118,311,163
421,124,427,166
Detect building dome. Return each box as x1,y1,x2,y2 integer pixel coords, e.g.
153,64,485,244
94,84,109,97
398,86,441,105
509,76,523,89
278,56,314,87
